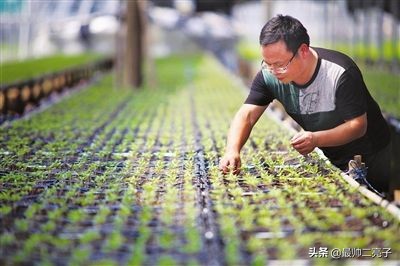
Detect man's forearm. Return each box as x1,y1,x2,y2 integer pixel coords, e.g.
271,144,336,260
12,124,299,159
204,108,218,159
225,104,267,154
226,117,252,153
314,114,367,147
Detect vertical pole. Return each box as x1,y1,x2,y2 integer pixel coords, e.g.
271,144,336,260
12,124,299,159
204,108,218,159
376,0,384,65
350,6,357,58
264,0,274,21
391,0,399,70
330,1,335,49
125,0,145,88
363,0,370,63
323,1,329,48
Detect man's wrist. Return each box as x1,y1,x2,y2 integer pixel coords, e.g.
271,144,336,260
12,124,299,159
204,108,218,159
312,132,319,147
226,147,240,155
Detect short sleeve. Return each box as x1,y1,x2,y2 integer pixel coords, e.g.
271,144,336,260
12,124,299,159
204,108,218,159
335,67,367,121
244,71,275,106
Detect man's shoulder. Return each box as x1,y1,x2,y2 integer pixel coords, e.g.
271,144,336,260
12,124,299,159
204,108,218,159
313,47,358,71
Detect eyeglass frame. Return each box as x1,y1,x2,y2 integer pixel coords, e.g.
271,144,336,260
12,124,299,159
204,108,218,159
261,48,298,74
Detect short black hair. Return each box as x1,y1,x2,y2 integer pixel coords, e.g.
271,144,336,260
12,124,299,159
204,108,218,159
259,15,310,54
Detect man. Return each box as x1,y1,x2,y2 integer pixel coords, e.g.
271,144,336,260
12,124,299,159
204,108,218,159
219,15,391,194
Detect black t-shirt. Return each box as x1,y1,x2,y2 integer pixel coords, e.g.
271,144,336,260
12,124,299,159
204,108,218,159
245,47,390,169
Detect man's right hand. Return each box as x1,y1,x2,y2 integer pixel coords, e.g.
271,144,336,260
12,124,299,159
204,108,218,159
218,104,266,175
219,152,241,175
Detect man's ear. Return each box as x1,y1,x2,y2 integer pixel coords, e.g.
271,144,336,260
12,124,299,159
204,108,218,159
299,43,310,58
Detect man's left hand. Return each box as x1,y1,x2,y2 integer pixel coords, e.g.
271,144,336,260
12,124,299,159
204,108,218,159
290,131,317,155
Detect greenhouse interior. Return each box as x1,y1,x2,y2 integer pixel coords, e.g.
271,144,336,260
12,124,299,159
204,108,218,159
0,0,399,265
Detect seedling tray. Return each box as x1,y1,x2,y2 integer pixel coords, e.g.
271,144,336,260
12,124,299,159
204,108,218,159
0,54,399,265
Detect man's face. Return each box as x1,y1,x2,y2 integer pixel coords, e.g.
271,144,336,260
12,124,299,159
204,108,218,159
261,41,299,84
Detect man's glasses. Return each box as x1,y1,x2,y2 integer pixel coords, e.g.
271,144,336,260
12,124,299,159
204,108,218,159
261,50,297,74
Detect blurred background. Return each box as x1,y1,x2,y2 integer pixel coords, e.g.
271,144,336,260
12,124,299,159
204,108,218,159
1,0,399,66
0,0,399,146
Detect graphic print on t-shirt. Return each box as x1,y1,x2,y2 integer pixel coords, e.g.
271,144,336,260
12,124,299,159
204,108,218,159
299,90,319,114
